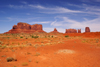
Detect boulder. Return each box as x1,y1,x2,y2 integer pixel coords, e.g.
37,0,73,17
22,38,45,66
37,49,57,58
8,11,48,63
85,27,90,32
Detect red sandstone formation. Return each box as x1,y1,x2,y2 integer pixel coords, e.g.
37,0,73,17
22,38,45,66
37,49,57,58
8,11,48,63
65,29,77,33
78,29,81,33
85,27,90,32
50,28,59,33
5,22,46,34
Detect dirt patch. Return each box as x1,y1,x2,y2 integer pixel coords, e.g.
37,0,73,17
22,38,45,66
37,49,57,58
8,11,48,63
57,49,75,54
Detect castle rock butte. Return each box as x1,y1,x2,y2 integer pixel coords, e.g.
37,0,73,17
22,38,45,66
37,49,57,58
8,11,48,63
5,22,46,34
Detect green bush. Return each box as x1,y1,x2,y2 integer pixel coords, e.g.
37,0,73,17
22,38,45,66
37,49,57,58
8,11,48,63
65,35,69,38
32,36,39,39
20,36,23,38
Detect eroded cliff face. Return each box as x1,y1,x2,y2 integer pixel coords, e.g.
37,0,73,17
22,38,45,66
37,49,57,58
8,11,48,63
85,27,90,32
5,22,46,34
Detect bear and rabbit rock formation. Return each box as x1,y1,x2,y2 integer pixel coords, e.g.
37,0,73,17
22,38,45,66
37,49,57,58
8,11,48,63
5,22,45,34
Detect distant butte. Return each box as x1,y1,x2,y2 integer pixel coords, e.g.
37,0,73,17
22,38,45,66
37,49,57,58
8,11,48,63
65,29,77,33
78,29,81,33
50,28,59,33
5,22,46,34
4,22,91,34
85,27,90,32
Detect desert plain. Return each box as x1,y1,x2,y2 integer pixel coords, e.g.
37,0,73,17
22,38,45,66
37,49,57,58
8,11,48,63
0,32,100,67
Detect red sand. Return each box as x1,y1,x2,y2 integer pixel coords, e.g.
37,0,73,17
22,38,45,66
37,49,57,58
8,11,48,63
0,32,100,67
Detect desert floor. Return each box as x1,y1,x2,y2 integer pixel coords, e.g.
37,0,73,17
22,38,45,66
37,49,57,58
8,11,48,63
0,33,100,67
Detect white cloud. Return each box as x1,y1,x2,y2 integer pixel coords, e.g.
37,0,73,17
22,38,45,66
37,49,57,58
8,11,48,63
8,3,100,16
81,0,100,2
28,5,46,9
29,21,50,24
8,4,24,9
51,16,100,32
8,4,83,14
67,3,100,16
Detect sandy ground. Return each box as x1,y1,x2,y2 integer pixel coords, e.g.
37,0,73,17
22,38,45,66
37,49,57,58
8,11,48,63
0,33,100,67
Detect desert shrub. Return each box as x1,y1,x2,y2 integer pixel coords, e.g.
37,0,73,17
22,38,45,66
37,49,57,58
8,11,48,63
6,57,17,62
65,35,69,38
0,41,3,45
51,35,53,38
35,52,40,56
32,36,39,39
1,45,7,49
22,62,28,66
20,36,23,38
7,37,10,39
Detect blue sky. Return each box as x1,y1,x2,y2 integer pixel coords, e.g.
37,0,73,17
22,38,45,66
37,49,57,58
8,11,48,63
0,0,100,33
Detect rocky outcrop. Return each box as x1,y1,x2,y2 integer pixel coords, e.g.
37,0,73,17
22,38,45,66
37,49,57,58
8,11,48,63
65,29,77,33
5,22,46,34
50,28,59,33
78,29,81,33
85,27,90,32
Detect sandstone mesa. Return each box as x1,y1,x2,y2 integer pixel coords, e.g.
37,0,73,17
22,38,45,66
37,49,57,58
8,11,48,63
5,22,46,34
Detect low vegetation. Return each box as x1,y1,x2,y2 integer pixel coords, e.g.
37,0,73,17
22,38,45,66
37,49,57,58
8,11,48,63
22,62,28,66
65,35,69,38
6,57,17,62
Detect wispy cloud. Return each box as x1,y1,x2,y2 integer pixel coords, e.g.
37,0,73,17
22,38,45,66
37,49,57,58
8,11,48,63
21,1,27,4
8,4,83,14
7,3,100,16
29,21,50,24
81,0,100,2
51,16,100,32
67,3,100,16
8,4,25,9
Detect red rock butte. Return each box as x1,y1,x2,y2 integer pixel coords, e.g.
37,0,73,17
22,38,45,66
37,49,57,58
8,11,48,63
50,28,59,33
5,22,46,34
78,29,81,33
65,29,77,33
85,27,90,32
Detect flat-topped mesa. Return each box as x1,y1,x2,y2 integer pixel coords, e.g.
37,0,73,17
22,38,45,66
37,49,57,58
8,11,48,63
65,29,77,33
13,22,31,30
5,22,45,34
85,27,90,32
31,24,42,31
78,29,81,33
